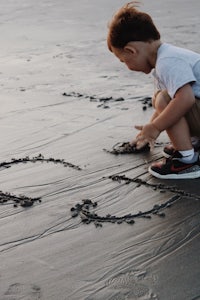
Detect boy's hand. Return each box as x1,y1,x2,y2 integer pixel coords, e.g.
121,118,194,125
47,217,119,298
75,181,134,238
130,132,149,150
134,123,160,150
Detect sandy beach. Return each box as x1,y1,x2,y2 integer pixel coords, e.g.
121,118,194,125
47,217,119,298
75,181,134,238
0,0,200,299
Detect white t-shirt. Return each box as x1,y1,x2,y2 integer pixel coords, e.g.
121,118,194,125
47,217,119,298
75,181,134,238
153,43,200,99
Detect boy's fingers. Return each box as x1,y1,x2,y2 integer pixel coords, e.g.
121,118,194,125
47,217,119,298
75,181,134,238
134,125,143,131
129,139,137,146
130,135,148,149
137,138,155,150
135,134,149,149
136,139,149,150
136,134,146,142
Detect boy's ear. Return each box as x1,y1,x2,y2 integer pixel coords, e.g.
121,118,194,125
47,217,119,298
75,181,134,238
124,44,137,55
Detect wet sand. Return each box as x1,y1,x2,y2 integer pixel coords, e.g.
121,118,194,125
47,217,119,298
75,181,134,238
0,0,200,299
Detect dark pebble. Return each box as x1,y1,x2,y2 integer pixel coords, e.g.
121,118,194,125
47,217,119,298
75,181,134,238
126,219,135,224
157,212,166,218
153,204,160,210
20,201,33,207
117,220,123,224
71,211,79,218
114,97,124,102
82,199,92,205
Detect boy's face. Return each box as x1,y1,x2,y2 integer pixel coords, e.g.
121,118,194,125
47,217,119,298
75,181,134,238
111,42,153,74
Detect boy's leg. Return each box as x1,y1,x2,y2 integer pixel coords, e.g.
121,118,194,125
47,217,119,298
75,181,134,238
149,91,200,179
166,118,192,150
154,90,193,150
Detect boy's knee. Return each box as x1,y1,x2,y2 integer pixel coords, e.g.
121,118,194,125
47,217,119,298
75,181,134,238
153,90,171,112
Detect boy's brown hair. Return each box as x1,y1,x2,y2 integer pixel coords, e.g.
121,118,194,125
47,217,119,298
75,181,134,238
107,1,160,50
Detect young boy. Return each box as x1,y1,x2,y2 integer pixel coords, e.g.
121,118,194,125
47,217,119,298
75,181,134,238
107,1,200,179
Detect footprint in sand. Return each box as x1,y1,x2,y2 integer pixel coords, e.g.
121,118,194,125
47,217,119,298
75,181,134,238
3,283,41,300
105,270,158,299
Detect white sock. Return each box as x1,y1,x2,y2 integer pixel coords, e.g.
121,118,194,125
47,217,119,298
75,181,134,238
179,149,195,163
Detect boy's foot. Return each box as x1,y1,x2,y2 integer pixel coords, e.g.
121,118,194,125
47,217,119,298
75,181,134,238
148,151,200,179
163,138,200,158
